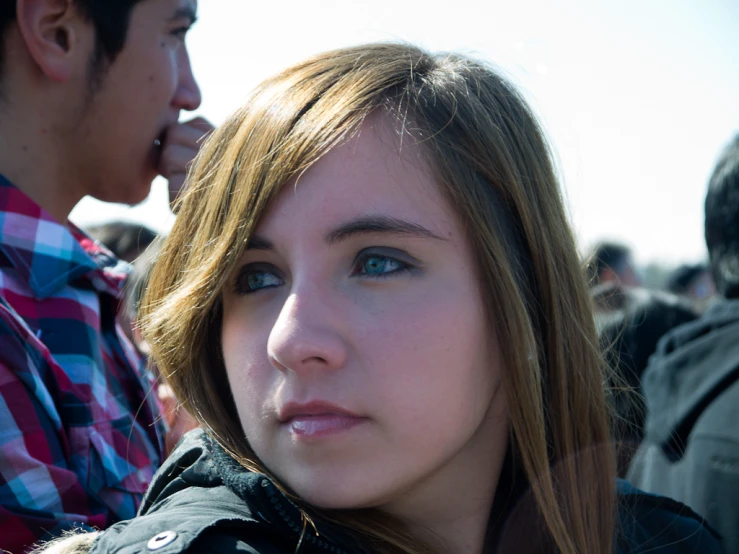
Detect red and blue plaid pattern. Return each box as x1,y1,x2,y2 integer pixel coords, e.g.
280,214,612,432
0,176,164,553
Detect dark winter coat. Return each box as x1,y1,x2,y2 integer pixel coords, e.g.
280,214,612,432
86,429,721,554
628,298,739,553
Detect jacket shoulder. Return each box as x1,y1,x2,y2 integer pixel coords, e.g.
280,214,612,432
185,528,292,554
616,480,722,554
89,484,288,554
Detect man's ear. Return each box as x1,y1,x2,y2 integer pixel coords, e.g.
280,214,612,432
15,0,89,82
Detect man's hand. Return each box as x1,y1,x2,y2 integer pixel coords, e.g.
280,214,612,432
158,116,215,209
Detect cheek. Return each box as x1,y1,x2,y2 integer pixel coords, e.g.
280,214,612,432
360,285,496,415
221,312,273,419
144,68,174,107
133,42,178,101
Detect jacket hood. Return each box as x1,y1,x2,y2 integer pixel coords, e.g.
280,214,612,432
642,299,739,448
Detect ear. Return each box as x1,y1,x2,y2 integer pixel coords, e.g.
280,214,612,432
15,0,89,82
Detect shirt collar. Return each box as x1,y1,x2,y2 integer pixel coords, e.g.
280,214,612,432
0,174,131,299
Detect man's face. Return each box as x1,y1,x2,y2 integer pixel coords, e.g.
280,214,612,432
70,0,201,205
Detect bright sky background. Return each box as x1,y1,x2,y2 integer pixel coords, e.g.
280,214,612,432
70,0,739,265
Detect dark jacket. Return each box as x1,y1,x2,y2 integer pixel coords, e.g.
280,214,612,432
88,429,720,554
628,298,739,553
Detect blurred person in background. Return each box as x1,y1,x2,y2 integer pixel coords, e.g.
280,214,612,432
586,241,642,288
85,221,157,344
628,134,739,554
594,287,699,476
85,221,158,264
125,235,200,455
0,0,211,551
87,222,200,453
666,263,717,304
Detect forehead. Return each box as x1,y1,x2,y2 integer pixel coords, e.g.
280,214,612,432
256,115,459,240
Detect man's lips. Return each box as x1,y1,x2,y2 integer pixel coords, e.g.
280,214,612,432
149,132,165,168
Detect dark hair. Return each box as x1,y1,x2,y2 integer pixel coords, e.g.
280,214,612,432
666,263,708,296
596,287,698,474
85,220,157,262
586,241,632,285
0,0,144,78
705,135,739,299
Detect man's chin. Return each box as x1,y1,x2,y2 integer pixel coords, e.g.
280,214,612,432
94,179,154,206
125,184,155,206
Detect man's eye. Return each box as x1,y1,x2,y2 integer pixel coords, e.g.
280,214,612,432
234,268,283,295
171,27,190,40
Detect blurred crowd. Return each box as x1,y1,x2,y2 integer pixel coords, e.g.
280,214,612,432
586,136,739,552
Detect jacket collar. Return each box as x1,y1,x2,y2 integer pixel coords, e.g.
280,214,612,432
135,430,358,554
0,174,130,299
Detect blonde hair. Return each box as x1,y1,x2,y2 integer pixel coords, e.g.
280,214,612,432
140,43,616,553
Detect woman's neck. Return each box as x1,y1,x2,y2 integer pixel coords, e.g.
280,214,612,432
379,423,509,553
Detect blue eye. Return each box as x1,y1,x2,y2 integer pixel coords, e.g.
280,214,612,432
356,254,409,277
235,267,283,294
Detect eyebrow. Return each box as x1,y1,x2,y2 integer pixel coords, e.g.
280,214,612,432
325,215,447,244
245,235,274,251
245,215,447,252
168,5,198,25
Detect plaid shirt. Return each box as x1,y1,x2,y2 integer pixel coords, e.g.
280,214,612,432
0,176,164,553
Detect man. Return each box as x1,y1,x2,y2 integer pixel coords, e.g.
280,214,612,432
586,241,642,288
665,263,716,302
0,0,210,551
628,135,739,554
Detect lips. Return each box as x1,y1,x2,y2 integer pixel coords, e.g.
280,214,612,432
288,414,364,437
278,401,366,438
278,400,361,422
154,129,167,154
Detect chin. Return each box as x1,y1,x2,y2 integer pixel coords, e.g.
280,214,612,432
285,471,383,511
100,178,153,206
126,185,154,206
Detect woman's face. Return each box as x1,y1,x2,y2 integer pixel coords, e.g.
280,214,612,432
221,116,509,514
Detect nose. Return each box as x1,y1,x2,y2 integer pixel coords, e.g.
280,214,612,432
267,290,347,376
172,50,202,112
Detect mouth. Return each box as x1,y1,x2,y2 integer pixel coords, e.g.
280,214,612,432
154,129,167,152
150,131,166,169
278,401,367,438
287,414,366,437
278,400,361,421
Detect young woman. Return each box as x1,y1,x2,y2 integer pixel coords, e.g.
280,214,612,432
42,43,720,554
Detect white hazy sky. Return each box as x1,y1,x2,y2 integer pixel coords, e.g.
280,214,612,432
70,0,739,265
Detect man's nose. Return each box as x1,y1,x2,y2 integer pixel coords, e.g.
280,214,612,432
173,52,202,111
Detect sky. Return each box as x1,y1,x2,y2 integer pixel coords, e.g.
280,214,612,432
70,0,739,265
